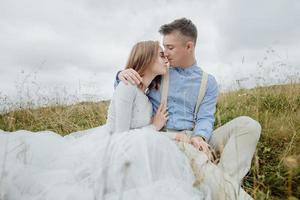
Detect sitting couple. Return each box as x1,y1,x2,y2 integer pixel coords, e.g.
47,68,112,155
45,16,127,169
0,18,261,200
112,17,261,199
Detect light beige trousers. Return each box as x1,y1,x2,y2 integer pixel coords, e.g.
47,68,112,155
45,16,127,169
175,116,261,200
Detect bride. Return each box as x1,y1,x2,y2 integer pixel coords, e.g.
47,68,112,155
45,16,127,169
0,41,212,200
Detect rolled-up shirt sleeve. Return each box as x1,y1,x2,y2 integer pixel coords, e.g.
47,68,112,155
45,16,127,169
193,75,219,141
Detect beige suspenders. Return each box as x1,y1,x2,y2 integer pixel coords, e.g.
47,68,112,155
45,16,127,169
160,67,170,105
193,71,209,125
160,70,218,163
160,68,209,131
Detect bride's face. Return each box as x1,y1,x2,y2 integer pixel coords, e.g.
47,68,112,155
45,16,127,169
150,47,169,75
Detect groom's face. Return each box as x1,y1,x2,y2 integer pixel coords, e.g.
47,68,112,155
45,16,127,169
162,31,189,67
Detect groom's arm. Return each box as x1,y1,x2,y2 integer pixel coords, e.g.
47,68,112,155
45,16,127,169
113,71,122,89
193,75,219,141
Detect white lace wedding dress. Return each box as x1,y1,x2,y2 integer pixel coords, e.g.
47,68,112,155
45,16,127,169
0,82,212,200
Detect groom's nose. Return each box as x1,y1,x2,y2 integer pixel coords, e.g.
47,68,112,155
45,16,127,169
164,51,169,58
164,58,169,64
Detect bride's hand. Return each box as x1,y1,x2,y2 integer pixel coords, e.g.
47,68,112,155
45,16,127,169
118,69,143,85
152,102,168,131
175,132,191,143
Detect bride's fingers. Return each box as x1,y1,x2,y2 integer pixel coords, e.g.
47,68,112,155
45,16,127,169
162,102,167,113
157,104,162,113
158,102,165,112
163,108,168,114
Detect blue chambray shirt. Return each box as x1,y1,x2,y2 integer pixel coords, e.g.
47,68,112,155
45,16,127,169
115,62,219,141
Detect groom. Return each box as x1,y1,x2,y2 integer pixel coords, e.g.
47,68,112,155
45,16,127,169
115,18,261,199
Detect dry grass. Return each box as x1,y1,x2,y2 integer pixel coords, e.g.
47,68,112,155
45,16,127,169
0,83,299,199
0,101,110,136
216,83,300,200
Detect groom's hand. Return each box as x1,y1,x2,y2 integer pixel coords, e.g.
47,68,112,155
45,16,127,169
190,136,211,158
118,69,143,85
175,132,191,143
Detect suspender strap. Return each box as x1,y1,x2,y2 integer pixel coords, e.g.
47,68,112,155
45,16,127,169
160,68,169,131
160,67,169,105
193,72,209,123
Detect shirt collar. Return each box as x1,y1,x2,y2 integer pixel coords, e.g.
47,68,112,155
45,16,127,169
172,62,200,74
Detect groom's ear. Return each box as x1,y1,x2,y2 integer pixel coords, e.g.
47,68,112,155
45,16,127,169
186,41,194,51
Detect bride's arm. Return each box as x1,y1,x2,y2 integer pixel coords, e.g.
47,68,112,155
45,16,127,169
114,83,137,133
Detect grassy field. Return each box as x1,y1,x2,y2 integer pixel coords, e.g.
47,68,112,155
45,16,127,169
0,83,299,200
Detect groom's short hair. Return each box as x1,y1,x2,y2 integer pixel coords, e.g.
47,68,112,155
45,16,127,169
159,18,197,44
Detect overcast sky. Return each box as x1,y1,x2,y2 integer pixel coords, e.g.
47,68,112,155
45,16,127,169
0,0,299,110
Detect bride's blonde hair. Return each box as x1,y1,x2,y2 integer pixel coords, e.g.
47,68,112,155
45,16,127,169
125,40,161,90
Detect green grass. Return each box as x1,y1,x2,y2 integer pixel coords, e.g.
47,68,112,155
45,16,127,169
0,83,299,199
